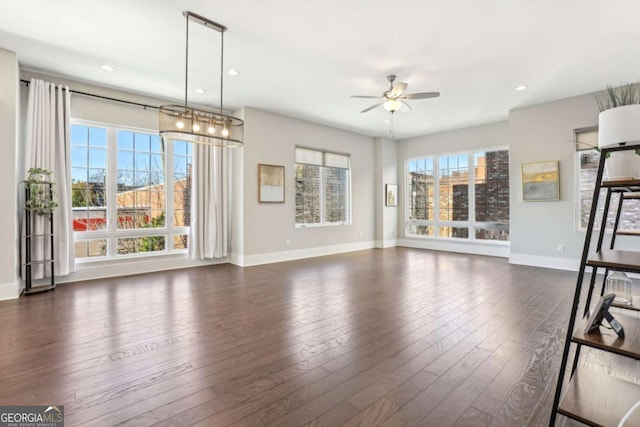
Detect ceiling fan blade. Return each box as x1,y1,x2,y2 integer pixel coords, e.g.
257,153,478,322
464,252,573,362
390,82,408,97
351,95,381,99
402,92,440,100
360,103,382,113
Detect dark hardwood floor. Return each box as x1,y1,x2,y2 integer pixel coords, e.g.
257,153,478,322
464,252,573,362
0,247,617,426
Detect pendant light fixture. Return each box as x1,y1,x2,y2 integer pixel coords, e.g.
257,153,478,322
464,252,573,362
159,11,243,147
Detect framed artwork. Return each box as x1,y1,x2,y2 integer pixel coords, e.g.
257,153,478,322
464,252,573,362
258,164,285,203
583,293,624,337
522,161,559,201
385,184,398,206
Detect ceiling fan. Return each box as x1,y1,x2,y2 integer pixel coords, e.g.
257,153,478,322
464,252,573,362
351,75,440,113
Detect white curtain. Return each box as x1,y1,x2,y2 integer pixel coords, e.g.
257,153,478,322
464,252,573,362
23,79,74,279
189,143,229,259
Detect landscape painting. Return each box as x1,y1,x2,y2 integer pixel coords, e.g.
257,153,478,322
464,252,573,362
522,161,559,201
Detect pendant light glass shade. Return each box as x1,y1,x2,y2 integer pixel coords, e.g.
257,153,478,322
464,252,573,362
159,11,243,148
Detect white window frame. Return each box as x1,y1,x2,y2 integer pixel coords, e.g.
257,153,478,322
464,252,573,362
71,119,190,262
405,146,510,243
295,146,352,227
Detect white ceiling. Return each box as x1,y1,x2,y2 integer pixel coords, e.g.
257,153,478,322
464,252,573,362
2,0,640,139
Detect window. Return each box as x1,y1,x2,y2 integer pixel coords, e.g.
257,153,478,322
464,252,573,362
407,149,509,241
295,147,351,226
71,121,192,260
576,127,639,230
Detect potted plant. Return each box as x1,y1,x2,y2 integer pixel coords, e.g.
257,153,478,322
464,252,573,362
24,167,58,215
596,83,640,179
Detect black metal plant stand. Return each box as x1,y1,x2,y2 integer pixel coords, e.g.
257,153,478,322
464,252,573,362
23,181,56,294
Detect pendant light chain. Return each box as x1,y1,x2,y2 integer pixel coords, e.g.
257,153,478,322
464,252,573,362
389,114,395,139
220,31,224,114
184,14,190,108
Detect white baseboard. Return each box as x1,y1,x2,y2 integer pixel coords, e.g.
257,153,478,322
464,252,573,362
229,253,243,266
0,281,20,301
232,241,376,267
397,238,510,258
509,253,579,271
375,239,398,248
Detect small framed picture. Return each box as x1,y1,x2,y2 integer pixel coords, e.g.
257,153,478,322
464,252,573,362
385,184,398,207
258,164,285,203
584,293,616,334
522,160,559,201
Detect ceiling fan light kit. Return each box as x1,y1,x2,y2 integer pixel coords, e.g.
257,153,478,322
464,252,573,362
158,11,244,147
383,99,402,112
352,74,440,114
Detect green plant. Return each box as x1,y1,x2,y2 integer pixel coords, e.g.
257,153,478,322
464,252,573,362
24,167,58,215
595,83,640,112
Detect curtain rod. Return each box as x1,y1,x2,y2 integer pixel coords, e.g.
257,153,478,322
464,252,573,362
20,79,159,111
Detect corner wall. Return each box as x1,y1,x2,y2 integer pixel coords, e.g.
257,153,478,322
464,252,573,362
0,48,20,300
374,137,398,248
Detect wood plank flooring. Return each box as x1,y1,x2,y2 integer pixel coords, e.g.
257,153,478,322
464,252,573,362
0,247,607,426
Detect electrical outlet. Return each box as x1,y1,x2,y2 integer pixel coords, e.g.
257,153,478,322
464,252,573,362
285,239,290,247
557,244,565,253
359,232,363,239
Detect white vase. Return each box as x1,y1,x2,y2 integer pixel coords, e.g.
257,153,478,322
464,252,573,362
598,105,640,179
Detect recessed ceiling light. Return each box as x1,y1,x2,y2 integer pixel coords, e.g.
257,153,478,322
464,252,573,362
195,88,206,94
227,69,239,76
100,64,115,72
384,119,391,123
516,85,528,91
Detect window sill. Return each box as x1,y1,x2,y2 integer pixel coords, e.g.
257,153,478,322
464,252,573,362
296,222,351,228
61,252,226,284
399,236,510,258
75,250,189,265
404,235,510,246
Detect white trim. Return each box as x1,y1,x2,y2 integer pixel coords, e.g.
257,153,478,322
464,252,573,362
509,252,579,271
398,238,510,258
57,255,226,284
405,148,510,243
231,241,376,267
0,281,20,301
70,120,191,261
375,239,398,248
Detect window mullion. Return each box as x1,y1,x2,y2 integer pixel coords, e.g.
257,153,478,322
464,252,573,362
433,156,440,233
164,140,173,250
319,166,325,225
107,126,117,256
468,151,476,241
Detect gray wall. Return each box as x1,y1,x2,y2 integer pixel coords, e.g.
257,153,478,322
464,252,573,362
0,48,19,299
509,93,599,270
236,107,375,264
